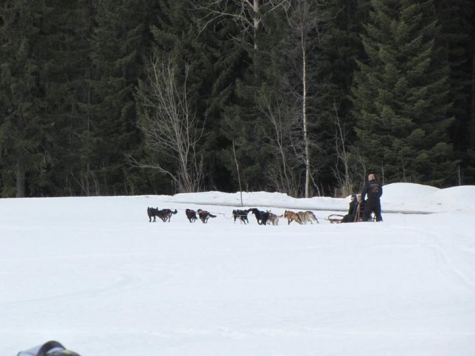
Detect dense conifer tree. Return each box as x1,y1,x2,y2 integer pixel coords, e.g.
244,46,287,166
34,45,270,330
199,13,248,191
352,0,456,186
0,1,54,197
40,0,96,196
434,0,475,184
88,0,157,195
322,0,370,193
1,0,474,197
212,1,286,192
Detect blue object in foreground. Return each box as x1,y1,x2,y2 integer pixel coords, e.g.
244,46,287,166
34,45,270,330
17,341,81,356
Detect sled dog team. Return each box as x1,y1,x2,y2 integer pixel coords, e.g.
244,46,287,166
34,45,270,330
147,207,319,225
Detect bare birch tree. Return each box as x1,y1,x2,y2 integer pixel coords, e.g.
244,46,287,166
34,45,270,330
194,0,328,197
283,0,328,197
193,0,289,49
332,102,354,196
134,53,205,193
332,103,369,197
256,88,301,196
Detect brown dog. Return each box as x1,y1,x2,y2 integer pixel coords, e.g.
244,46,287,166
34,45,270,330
284,210,303,225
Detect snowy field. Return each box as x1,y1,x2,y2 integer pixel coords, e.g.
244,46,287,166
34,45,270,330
1,183,475,356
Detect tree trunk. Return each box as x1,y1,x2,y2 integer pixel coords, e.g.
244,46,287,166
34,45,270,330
301,22,310,198
471,23,475,150
16,159,26,198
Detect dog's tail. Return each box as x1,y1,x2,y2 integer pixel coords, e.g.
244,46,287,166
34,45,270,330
310,212,320,224
209,214,217,218
173,209,178,214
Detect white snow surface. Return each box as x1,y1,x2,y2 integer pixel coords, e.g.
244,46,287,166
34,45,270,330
1,183,474,356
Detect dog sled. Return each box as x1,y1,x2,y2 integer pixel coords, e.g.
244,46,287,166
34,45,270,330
327,211,365,224
327,195,368,224
327,213,347,224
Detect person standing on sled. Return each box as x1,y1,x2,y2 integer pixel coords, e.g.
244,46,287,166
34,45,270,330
361,173,383,222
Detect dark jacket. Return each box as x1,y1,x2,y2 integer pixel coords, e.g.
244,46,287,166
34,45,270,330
362,179,382,201
341,195,359,223
347,195,359,216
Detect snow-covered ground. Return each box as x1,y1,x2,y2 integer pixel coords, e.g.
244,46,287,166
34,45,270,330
1,183,474,356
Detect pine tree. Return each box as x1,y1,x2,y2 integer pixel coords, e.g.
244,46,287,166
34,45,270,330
322,0,370,193
39,0,96,196
199,13,248,192
0,1,52,197
206,1,288,193
434,0,475,184
352,0,456,186
186,0,295,193
88,0,158,195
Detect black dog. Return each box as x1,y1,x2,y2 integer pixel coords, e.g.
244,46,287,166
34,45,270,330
251,208,269,225
185,209,198,223
197,209,217,223
148,208,177,222
157,209,178,222
232,209,250,224
147,207,160,222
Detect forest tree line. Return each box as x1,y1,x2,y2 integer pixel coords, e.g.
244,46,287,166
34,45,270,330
1,0,474,198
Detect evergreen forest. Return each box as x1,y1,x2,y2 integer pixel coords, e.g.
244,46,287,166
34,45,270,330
1,0,474,198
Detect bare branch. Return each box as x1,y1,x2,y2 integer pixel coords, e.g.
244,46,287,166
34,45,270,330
193,0,291,47
135,53,206,192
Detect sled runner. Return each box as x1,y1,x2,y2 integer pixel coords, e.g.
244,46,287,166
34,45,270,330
327,213,346,224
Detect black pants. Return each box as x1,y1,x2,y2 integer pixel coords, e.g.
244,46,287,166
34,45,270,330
341,213,355,223
362,199,382,222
